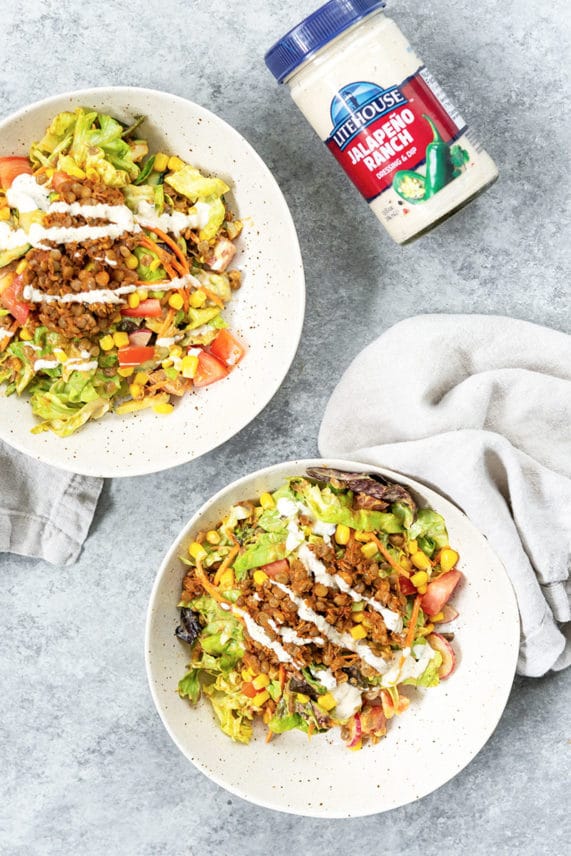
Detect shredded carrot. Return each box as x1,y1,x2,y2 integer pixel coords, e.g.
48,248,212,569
278,664,286,692
137,237,180,280
213,545,240,585
371,534,410,578
265,728,274,744
201,287,224,309
144,225,190,274
157,307,176,338
195,559,229,604
405,595,422,649
0,319,19,353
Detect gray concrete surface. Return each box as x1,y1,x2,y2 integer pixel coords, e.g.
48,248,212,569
0,1,569,854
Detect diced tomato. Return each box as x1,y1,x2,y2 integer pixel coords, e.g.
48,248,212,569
420,570,462,617
242,682,257,699
50,171,74,192
117,345,155,366
209,329,246,368
260,559,289,578
0,274,30,325
193,350,228,388
398,576,417,596
0,157,32,189
121,298,162,318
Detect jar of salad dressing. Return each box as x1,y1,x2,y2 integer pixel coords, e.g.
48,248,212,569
265,0,498,244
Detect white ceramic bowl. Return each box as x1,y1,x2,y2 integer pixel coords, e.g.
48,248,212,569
0,87,304,476
145,458,520,817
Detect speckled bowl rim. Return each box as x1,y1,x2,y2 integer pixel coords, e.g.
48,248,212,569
145,457,520,817
0,86,305,477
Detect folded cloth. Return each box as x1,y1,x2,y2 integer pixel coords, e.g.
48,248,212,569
0,440,103,566
319,315,571,677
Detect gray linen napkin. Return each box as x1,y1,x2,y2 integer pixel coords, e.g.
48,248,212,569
0,440,102,565
319,315,571,677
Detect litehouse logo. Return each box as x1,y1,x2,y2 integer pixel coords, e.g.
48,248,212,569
328,81,408,150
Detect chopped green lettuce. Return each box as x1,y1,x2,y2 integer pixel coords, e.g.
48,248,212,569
402,649,443,688
197,272,231,302
408,509,449,549
298,482,402,534
165,165,229,202
196,197,226,241
233,532,287,577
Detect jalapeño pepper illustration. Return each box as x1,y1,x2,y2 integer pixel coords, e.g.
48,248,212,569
392,171,426,204
422,114,455,198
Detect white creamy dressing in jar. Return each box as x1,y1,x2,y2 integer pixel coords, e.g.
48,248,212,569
266,2,498,244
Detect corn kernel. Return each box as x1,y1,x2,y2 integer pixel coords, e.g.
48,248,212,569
417,584,428,595
253,570,268,586
170,345,183,358
113,331,130,348
125,254,139,270
153,402,174,415
181,354,198,379
439,548,459,572
352,612,366,623
218,568,235,590
350,624,367,640
19,327,33,341
167,155,186,172
99,335,114,351
411,571,429,588
407,539,418,554
53,348,67,363
161,359,174,369
206,530,221,545
45,168,55,178
128,291,140,309
252,674,270,690
15,259,28,274
317,692,337,711
399,555,413,571
296,693,310,704
137,289,148,302
411,551,432,571
0,208,11,221
153,152,169,173
349,739,362,752
431,611,445,623
129,382,143,399
168,292,184,310
188,541,207,562
354,530,372,542
361,541,378,560
148,257,161,272
259,492,275,510
251,690,270,707
241,668,253,682
335,524,350,545
134,371,149,386
189,289,207,308
118,366,135,377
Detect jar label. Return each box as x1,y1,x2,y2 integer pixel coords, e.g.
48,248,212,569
325,67,471,204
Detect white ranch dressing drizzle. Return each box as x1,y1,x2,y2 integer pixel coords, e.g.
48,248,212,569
297,543,403,633
22,273,201,307
268,618,324,648
233,607,295,665
0,175,219,254
271,580,391,674
0,329,14,341
33,359,59,370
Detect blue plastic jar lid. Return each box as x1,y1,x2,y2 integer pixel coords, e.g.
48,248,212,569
265,0,387,83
